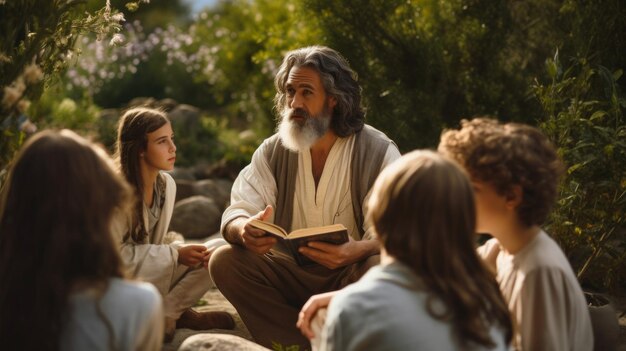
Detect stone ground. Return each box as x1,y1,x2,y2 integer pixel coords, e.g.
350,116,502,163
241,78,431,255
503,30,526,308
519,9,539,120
163,287,256,351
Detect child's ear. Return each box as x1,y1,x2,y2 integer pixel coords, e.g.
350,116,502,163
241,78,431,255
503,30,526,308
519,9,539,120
504,185,523,209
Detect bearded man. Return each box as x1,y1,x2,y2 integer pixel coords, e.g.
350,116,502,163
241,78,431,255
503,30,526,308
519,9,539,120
209,46,400,349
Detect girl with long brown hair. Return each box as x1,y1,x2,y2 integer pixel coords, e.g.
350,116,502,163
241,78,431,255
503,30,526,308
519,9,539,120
0,130,163,351
111,107,233,341
300,151,512,350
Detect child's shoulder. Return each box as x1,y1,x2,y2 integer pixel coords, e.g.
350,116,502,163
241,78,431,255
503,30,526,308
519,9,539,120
511,231,576,278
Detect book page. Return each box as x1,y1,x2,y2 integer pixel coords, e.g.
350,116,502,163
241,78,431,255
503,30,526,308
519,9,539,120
288,224,347,239
249,219,288,238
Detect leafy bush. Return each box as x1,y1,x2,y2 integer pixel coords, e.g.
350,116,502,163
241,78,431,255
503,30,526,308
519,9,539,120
535,52,626,293
301,0,533,150
0,0,129,180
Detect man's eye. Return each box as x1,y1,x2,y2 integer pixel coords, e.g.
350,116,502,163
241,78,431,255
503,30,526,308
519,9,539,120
286,88,295,96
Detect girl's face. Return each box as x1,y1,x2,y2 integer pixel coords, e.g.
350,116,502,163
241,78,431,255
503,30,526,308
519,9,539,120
142,122,176,171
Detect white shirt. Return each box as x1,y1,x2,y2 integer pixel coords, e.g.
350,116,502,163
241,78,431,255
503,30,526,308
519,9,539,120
478,232,593,351
222,133,400,240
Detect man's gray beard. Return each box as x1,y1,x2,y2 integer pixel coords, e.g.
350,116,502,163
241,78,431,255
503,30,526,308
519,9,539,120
278,109,331,152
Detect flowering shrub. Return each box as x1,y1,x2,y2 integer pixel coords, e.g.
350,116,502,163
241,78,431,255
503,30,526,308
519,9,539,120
0,0,134,178
65,20,219,98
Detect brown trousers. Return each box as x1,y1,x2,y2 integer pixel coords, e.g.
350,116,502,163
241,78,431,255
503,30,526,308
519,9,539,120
209,245,379,350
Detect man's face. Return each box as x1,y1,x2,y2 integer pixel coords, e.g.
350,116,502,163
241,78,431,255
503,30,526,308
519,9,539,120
278,66,336,152
285,66,330,123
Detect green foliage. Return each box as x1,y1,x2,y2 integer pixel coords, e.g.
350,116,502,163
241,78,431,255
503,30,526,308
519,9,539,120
271,341,305,351
189,0,321,135
172,114,222,167
0,0,129,174
172,112,261,168
535,52,626,292
31,83,100,133
301,0,530,150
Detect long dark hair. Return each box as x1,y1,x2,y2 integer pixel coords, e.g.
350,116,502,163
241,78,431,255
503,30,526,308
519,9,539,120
114,107,169,242
274,46,365,137
0,130,131,351
369,150,513,348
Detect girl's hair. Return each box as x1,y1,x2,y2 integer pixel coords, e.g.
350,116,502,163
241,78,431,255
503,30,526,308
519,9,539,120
0,130,131,351
368,150,512,348
114,107,169,242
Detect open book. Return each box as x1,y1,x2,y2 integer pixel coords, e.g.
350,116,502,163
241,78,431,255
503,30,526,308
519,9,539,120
249,219,349,266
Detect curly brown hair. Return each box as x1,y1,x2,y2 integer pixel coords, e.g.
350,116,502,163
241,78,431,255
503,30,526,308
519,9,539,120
438,118,564,227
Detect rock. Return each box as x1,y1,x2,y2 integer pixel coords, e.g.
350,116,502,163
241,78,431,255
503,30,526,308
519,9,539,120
167,167,196,181
178,334,268,351
175,179,196,202
169,196,221,239
168,104,201,135
193,179,232,210
173,178,233,209
194,158,243,180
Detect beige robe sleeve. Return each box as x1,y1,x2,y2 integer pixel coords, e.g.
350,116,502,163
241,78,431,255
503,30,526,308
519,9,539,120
220,140,278,234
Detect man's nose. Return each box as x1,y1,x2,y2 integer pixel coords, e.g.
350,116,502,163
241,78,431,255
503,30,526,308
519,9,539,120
290,94,303,109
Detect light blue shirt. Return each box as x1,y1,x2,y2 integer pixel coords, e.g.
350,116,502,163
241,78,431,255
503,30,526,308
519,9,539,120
320,262,510,351
60,278,163,351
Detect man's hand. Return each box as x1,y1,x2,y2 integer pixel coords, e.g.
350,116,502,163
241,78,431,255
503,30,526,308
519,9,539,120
178,244,210,267
297,291,337,339
298,236,378,270
228,205,277,255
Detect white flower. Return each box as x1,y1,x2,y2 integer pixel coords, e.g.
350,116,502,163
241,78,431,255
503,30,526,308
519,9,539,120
112,13,125,23
1,86,21,108
17,99,31,113
109,33,125,46
23,64,43,85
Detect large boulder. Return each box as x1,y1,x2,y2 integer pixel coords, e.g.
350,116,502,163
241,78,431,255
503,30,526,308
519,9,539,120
174,179,196,203
173,178,233,210
169,196,221,239
168,104,201,135
167,167,196,181
193,179,232,210
178,334,268,351
194,159,243,180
